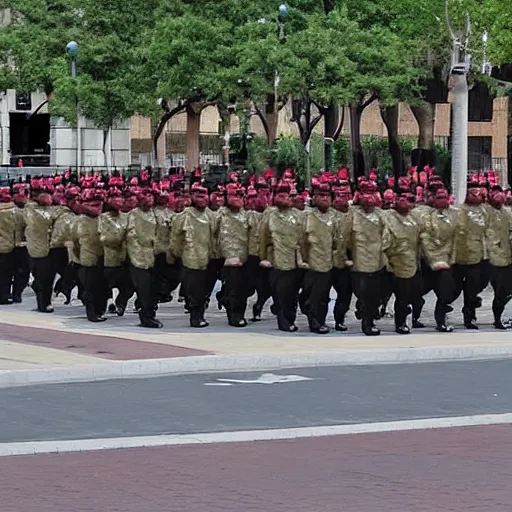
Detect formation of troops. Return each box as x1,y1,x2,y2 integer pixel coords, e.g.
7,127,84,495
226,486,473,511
0,165,511,335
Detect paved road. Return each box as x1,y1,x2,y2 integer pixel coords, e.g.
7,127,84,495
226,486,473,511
1,425,511,512
1,359,512,443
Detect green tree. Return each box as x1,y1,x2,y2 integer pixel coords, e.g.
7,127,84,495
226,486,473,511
1,0,156,167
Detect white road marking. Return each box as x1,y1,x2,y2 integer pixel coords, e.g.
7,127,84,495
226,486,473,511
212,373,315,385
1,413,511,457
204,382,233,386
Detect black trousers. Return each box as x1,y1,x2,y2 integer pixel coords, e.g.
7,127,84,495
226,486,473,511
130,264,156,324
32,255,55,310
270,268,302,331
428,268,456,326
379,269,394,314
453,263,484,322
11,247,30,300
50,247,68,279
301,269,332,328
245,255,260,300
78,265,109,317
331,267,352,325
411,259,431,321
104,264,134,309
152,253,181,302
182,266,208,320
490,264,512,323
0,251,15,302
206,258,224,300
59,262,83,302
392,274,417,327
352,270,382,328
245,256,272,314
223,265,249,324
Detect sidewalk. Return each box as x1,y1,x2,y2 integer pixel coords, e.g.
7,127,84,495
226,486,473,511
0,288,511,387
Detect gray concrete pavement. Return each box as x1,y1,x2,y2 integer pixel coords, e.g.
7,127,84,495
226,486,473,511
1,359,512,443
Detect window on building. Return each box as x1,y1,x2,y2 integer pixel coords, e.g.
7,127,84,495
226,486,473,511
468,81,493,122
468,136,492,171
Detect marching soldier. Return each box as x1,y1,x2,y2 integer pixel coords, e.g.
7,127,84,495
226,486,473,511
74,190,108,322
384,193,420,334
24,184,57,313
300,183,336,334
170,182,215,328
0,188,16,304
420,187,457,332
99,190,133,317
331,187,353,331
259,182,305,332
218,184,250,327
11,186,29,303
348,182,390,336
453,183,488,329
127,189,162,328
485,186,512,329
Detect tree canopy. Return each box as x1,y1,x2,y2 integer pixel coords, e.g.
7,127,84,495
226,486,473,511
0,0,510,169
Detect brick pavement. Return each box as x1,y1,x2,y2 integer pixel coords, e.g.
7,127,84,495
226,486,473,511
0,322,211,360
0,424,510,512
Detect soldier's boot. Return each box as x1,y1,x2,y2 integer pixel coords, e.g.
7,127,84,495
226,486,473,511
492,301,508,330
362,315,380,336
308,315,329,335
463,306,478,330
190,311,209,328
334,305,348,332
251,301,263,322
435,303,454,333
85,303,106,323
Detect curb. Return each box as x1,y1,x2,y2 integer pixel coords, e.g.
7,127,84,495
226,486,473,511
1,344,512,388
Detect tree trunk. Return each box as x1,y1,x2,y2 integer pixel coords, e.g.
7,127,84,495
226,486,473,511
185,103,202,171
102,129,109,171
410,102,437,169
266,98,279,147
380,104,402,186
323,102,344,171
218,104,231,166
153,101,187,167
349,104,365,180
410,101,435,150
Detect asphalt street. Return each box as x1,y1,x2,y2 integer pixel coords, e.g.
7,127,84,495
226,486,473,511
1,359,512,443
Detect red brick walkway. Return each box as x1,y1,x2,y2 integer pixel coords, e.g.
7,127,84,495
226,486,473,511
0,424,510,512
0,323,211,360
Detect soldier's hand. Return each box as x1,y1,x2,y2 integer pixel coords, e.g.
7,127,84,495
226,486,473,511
259,259,272,269
224,257,242,267
432,261,450,271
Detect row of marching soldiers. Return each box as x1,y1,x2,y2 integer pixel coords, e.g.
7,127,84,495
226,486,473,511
0,169,511,335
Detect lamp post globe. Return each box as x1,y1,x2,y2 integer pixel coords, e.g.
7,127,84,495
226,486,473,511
278,4,288,19
66,41,79,57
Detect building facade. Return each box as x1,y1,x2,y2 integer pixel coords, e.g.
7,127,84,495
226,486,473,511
131,91,510,180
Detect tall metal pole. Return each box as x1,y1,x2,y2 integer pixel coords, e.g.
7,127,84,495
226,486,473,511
445,3,470,205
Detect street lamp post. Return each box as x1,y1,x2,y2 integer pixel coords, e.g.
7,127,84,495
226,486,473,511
66,41,80,172
270,4,288,171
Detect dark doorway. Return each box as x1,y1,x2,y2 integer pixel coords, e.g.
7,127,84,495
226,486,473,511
9,112,50,166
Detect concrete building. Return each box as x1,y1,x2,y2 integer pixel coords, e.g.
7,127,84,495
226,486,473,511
0,89,131,170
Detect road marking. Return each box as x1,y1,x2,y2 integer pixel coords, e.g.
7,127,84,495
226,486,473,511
206,373,315,386
1,413,512,457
